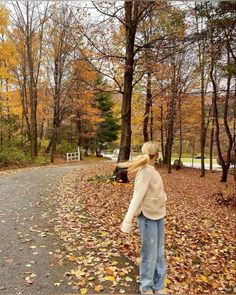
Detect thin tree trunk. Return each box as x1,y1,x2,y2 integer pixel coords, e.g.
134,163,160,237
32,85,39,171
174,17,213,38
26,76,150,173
195,2,207,177
163,57,177,174
38,120,44,150
209,119,214,171
150,105,153,141
50,128,58,163
50,55,61,163
5,79,11,141
191,140,195,168
177,95,182,170
21,61,31,142
26,2,38,157
164,94,176,173
221,42,233,181
143,72,152,142
160,105,164,160
210,37,227,182
200,16,206,176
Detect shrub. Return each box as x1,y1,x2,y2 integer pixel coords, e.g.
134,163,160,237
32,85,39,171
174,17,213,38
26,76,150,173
0,147,50,167
56,140,78,155
0,148,29,166
173,159,184,169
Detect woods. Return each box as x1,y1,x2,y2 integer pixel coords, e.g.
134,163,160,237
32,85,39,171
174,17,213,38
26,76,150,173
0,2,235,295
0,1,235,182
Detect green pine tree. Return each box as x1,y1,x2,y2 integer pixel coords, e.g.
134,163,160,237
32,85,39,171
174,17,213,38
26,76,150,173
94,84,119,156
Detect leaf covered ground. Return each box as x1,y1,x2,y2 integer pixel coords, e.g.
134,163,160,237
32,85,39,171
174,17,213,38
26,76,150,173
54,163,236,294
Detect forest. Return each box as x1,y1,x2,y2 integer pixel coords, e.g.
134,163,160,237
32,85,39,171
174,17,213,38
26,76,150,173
0,1,235,182
0,2,235,295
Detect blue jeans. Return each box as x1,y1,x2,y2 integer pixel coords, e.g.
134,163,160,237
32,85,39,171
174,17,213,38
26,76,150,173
138,213,167,293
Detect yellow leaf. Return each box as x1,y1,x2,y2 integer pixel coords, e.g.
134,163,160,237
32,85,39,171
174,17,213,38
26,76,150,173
71,269,85,278
68,255,77,262
80,288,88,295
94,285,104,292
105,276,115,281
199,275,208,283
165,277,170,286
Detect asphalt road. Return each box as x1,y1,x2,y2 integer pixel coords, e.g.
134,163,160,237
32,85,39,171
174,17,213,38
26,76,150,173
0,163,88,295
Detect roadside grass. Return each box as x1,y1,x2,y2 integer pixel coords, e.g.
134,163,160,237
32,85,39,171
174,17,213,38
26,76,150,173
172,158,218,165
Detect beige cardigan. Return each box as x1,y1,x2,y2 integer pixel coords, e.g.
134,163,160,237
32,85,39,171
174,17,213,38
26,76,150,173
121,164,167,233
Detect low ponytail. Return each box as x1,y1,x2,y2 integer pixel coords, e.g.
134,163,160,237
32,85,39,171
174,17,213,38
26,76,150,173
117,154,150,172
117,141,159,172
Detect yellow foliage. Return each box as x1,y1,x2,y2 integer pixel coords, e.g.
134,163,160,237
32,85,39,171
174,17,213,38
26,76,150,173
0,5,9,35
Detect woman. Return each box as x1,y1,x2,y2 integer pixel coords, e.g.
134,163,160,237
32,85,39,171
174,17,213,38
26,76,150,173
119,141,168,295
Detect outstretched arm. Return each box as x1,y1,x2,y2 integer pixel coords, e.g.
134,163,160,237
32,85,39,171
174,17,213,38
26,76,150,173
121,167,153,233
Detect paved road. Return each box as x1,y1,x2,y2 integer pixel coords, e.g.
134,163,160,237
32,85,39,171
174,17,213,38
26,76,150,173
0,163,89,295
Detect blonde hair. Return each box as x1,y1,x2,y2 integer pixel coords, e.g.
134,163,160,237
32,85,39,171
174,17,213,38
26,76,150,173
117,141,159,172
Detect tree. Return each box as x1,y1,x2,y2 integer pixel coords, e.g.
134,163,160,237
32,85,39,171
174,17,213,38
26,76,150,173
195,2,208,177
11,1,49,157
0,4,18,148
44,3,79,162
205,1,235,182
75,1,156,182
67,59,102,155
94,80,119,156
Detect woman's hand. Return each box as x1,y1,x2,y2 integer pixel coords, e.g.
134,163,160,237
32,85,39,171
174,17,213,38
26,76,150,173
120,220,132,233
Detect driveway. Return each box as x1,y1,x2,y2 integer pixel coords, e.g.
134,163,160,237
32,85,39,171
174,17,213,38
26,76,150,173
0,163,90,295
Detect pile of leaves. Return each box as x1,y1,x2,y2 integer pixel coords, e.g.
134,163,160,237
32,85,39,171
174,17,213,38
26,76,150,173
54,163,236,294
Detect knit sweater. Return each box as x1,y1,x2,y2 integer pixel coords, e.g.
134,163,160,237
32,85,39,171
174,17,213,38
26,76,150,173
121,164,167,233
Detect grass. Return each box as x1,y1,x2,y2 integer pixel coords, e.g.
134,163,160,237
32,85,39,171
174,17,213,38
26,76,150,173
173,157,218,165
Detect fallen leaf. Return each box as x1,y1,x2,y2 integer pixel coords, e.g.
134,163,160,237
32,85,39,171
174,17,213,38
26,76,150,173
94,284,104,292
80,288,88,294
25,277,33,285
105,276,115,281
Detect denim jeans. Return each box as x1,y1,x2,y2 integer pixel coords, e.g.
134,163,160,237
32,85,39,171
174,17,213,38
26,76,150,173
138,213,167,293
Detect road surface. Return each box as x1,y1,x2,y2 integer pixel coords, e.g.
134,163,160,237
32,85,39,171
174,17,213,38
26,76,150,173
0,163,89,295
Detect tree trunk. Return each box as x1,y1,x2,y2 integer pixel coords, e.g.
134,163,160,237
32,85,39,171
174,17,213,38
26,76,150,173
177,95,182,171
115,2,137,183
164,95,176,173
221,42,233,181
21,63,31,142
150,106,153,141
210,35,227,182
50,127,59,163
38,120,44,150
191,140,195,168
196,3,206,177
209,120,214,171
143,72,152,142
26,3,38,157
160,106,164,160
163,57,177,174
5,79,11,141
50,56,62,164
200,63,206,177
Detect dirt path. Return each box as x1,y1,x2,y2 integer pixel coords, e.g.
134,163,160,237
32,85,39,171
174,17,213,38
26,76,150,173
0,163,93,295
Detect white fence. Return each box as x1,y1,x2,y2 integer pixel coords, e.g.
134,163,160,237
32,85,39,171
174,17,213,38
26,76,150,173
66,148,80,162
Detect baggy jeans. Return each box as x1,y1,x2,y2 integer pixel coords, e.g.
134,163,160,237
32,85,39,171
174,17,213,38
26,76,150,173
138,213,167,293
